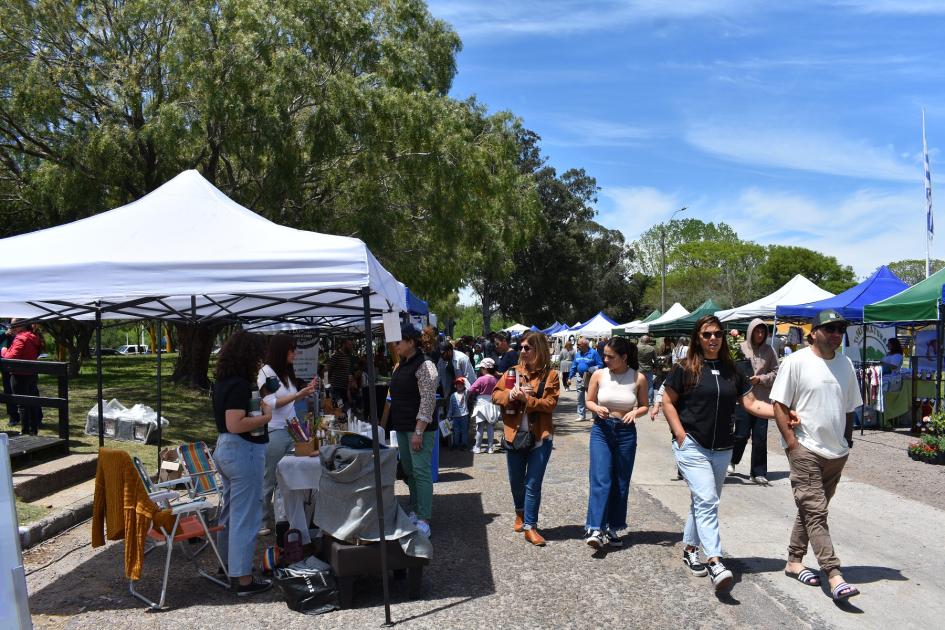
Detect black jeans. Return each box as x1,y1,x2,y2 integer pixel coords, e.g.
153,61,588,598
731,405,767,477
11,373,41,435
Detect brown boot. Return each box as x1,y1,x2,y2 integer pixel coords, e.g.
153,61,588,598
524,528,546,546
513,511,525,533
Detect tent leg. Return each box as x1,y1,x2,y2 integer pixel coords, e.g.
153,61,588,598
156,320,163,468
96,307,104,448
937,306,944,414
362,288,392,626
860,325,868,436
911,326,919,433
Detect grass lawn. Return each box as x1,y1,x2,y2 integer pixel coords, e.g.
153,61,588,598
15,496,50,524
22,353,216,471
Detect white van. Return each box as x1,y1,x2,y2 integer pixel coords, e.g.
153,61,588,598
116,344,150,355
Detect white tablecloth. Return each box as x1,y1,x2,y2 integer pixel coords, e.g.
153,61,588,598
276,455,322,544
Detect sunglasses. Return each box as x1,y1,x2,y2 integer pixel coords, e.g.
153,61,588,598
520,345,533,352
700,331,724,339
820,324,847,334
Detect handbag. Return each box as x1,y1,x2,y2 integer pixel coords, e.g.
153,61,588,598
502,372,546,452
274,556,340,616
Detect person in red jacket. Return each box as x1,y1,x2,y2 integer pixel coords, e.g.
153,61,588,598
1,320,44,435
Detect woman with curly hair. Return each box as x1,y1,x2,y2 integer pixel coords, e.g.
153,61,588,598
212,330,273,596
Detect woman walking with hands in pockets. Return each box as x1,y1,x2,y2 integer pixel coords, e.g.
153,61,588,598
582,336,649,550
662,315,797,593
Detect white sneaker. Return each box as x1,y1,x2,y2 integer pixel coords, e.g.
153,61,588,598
416,519,431,538
751,476,769,485
407,511,419,525
726,464,735,475
487,446,495,454
708,560,734,592
576,415,585,422
471,446,481,454
584,529,605,550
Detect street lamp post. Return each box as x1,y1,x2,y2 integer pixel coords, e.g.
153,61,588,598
660,207,688,314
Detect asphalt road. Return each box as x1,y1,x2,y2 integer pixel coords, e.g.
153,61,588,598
24,389,940,629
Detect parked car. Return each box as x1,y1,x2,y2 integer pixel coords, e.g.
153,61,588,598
116,344,150,355
89,347,120,356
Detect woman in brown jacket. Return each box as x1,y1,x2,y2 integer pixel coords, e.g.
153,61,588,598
492,331,560,546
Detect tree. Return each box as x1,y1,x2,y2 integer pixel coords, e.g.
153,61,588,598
0,0,535,382
653,239,767,309
630,219,739,277
887,259,945,286
759,246,856,295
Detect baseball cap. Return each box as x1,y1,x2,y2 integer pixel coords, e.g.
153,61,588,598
812,309,849,330
399,323,422,340
453,376,466,385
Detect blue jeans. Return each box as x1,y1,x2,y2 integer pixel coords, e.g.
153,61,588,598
451,415,469,448
672,435,732,559
576,376,587,418
643,371,654,406
262,428,294,526
213,433,266,577
586,418,637,532
506,439,553,528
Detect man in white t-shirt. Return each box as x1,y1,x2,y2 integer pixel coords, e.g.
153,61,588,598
769,309,863,602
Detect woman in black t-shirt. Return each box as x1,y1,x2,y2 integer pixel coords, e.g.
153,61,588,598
211,331,274,597
662,315,788,593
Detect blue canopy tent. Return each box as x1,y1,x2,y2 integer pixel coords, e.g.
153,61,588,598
529,325,541,332
541,321,562,335
404,287,429,315
775,265,907,322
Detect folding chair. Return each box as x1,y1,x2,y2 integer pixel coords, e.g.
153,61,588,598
177,441,224,520
132,456,189,508
119,452,228,609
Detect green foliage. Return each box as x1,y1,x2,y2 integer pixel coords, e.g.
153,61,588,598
887,259,945,286
0,0,536,306
452,304,513,338
631,218,739,277
759,246,855,295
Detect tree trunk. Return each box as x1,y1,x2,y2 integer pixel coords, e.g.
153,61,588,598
480,287,495,336
171,323,216,389
43,321,94,377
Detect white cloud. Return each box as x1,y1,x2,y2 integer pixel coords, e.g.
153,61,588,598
428,0,755,38
830,0,945,15
596,184,928,277
597,186,685,239
543,117,658,147
686,122,920,182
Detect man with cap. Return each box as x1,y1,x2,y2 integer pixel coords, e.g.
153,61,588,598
769,309,862,602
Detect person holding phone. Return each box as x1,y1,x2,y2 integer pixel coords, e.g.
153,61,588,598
662,315,794,593
257,334,317,534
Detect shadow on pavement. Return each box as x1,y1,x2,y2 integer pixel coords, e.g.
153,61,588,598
628,529,682,547
733,556,907,585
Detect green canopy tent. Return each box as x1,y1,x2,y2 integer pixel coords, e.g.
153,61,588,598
612,309,661,337
648,299,722,338
864,266,945,422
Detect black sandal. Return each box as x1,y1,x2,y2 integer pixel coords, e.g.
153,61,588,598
831,581,860,601
785,568,821,586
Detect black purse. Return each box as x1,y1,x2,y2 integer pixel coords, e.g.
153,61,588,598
502,372,546,452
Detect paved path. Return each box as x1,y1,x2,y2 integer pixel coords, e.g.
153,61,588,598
23,390,942,628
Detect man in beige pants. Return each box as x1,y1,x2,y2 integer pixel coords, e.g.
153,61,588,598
770,309,862,602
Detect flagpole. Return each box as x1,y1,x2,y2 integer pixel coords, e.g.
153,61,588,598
924,108,933,279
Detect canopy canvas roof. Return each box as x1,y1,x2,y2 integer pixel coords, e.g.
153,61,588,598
552,321,584,338
649,299,723,337
777,266,908,322
864,265,945,323
502,323,530,333
715,275,833,323
0,170,406,325
623,303,689,335
568,311,618,337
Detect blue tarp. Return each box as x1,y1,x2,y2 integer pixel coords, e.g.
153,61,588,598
775,265,908,322
405,287,429,315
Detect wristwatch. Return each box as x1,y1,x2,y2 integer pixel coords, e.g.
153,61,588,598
414,429,424,436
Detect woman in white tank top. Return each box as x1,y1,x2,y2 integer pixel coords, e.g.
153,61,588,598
582,337,649,549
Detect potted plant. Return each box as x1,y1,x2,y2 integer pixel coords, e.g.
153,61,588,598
907,442,923,460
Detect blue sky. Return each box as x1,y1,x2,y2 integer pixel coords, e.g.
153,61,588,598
427,0,943,291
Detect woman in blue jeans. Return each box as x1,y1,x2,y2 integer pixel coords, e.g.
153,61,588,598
582,336,649,549
492,331,560,546
662,315,787,593
212,331,274,596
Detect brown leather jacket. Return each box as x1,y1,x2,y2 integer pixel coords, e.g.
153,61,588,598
492,365,560,442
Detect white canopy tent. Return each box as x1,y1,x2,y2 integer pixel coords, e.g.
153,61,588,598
0,170,406,324
616,319,641,330
568,311,618,338
552,321,583,338
714,274,834,322
0,170,408,620
623,303,689,334
502,323,530,334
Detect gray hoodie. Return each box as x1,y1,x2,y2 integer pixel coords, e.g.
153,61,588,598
739,318,779,403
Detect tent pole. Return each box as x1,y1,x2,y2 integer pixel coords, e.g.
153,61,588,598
911,326,919,433
937,303,944,414
155,320,163,468
95,305,104,448
860,324,867,436
362,288,392,626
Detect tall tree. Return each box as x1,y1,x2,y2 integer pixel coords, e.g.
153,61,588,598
887,259,945,286
0,0,535,383
759,245,856,295
630,219,739,277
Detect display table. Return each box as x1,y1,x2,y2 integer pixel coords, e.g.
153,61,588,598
276,455,322,544
879,376,944,428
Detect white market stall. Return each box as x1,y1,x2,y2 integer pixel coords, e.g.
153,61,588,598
0,170,408,622
567,311,618,338
714,274,833,322
622,303,689,335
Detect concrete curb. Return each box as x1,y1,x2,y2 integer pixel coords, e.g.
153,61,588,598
19,496,94,550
